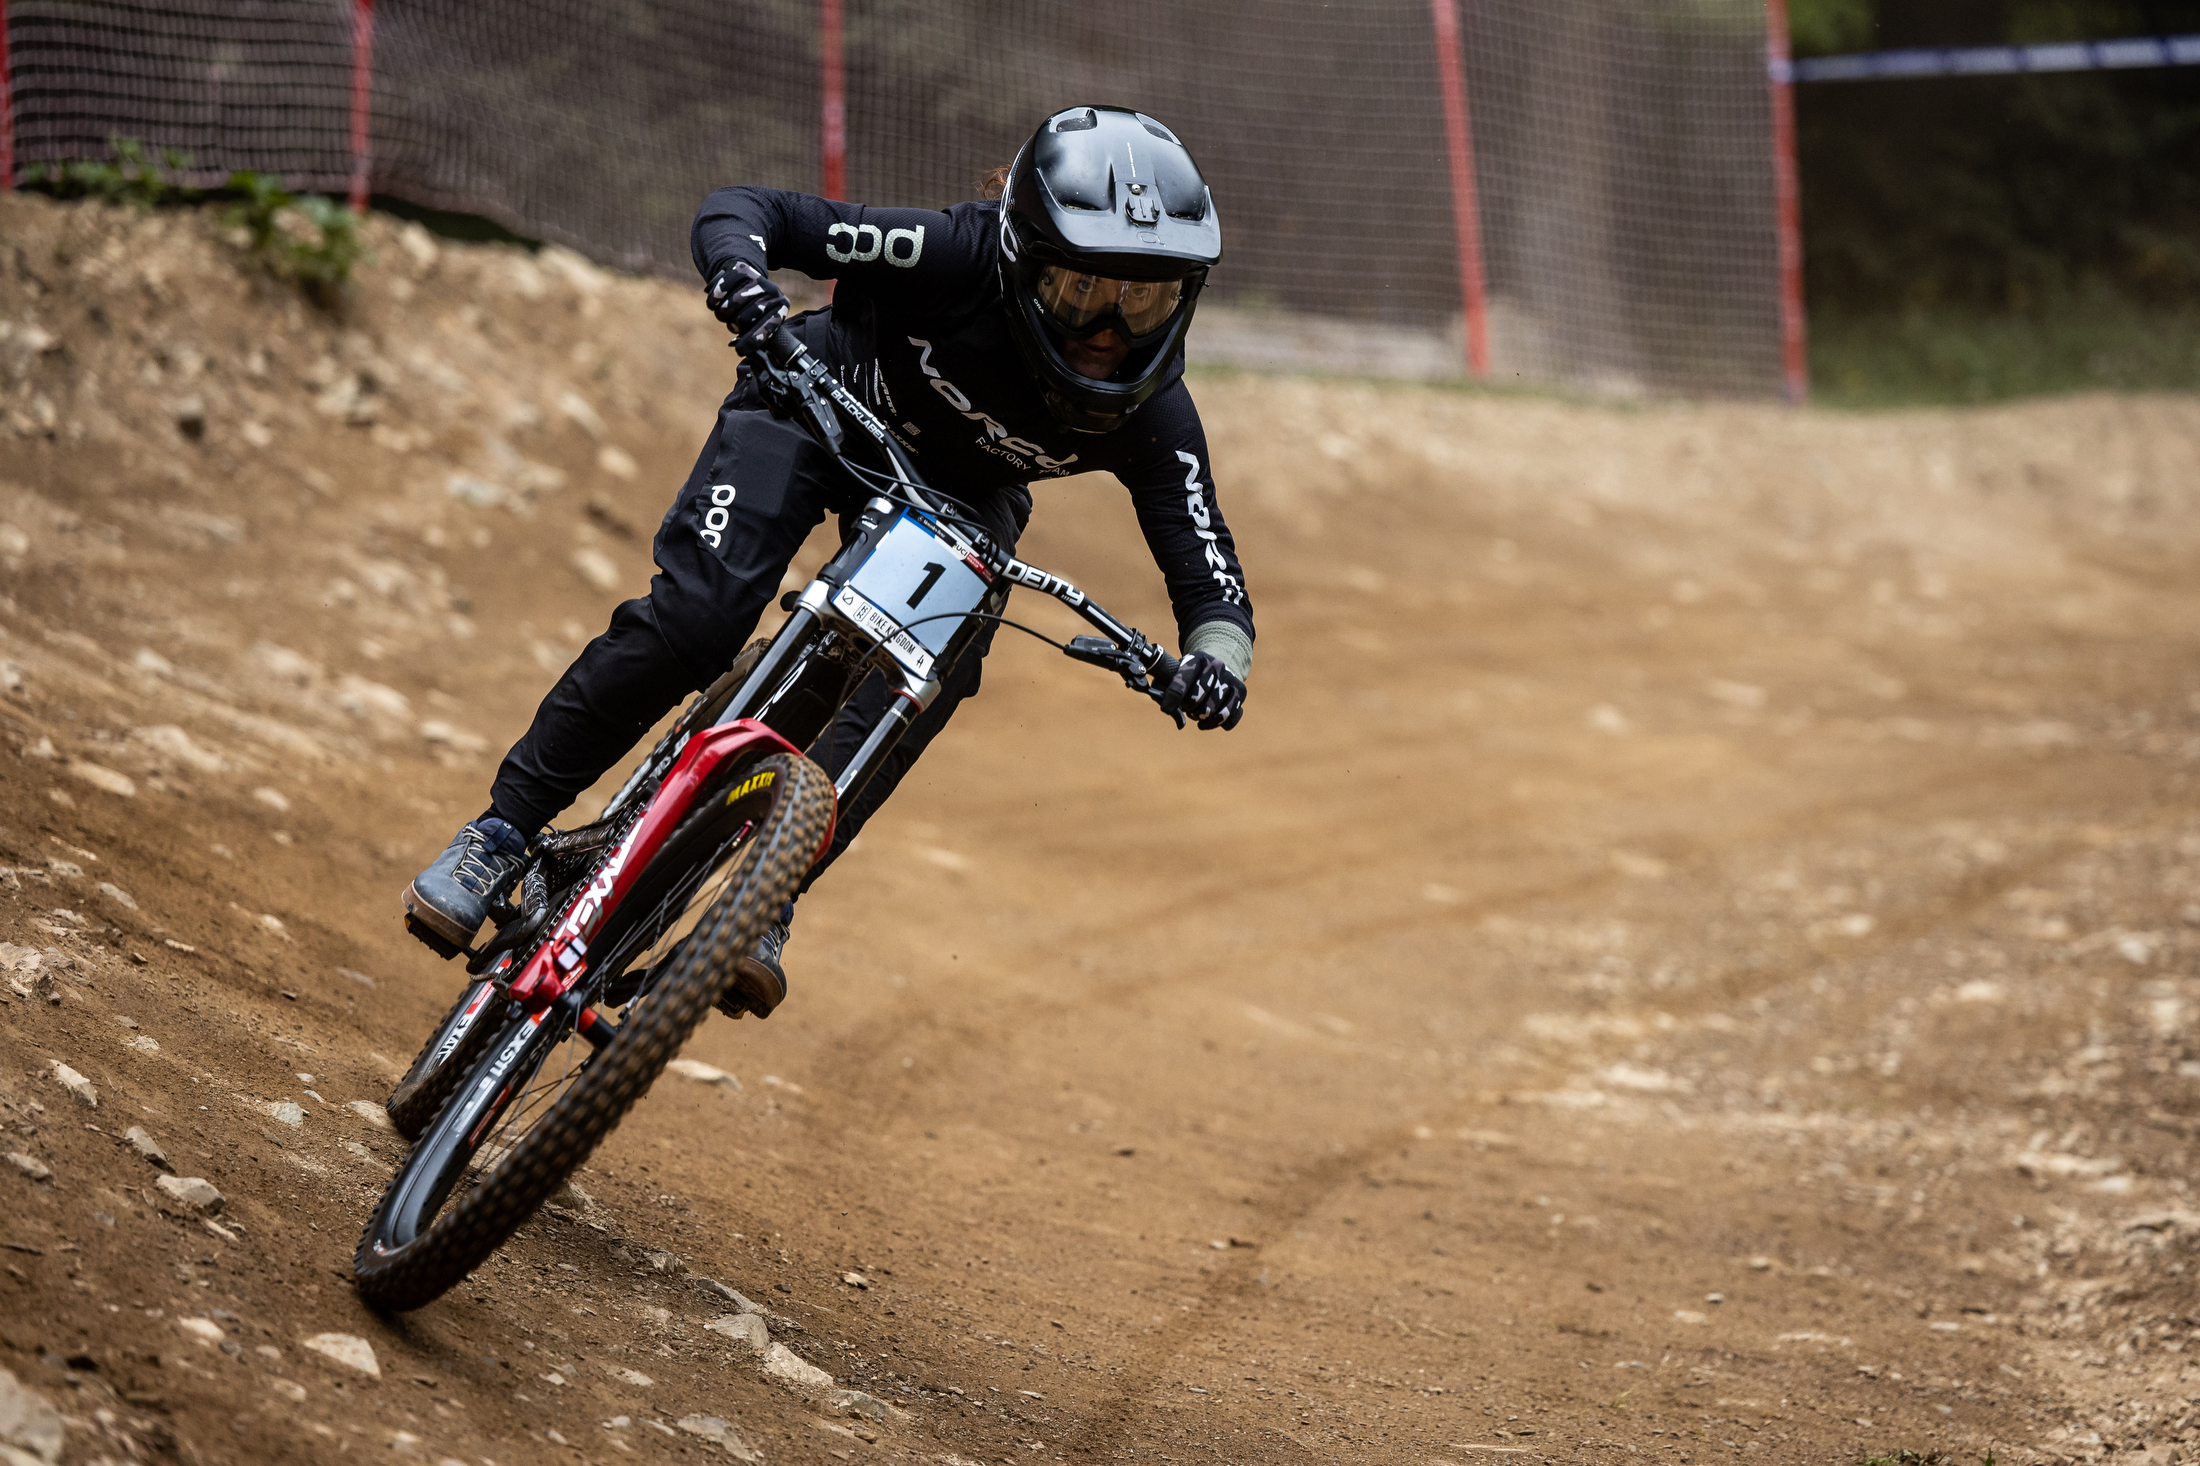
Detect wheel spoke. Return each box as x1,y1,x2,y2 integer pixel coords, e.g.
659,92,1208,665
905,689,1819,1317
615,838,749,1017
466,1029,592,1177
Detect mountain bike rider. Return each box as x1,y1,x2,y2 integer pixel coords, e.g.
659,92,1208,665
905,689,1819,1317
401,105,1255,1015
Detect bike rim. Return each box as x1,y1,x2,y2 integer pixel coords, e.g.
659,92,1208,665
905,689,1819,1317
372,770,784,1260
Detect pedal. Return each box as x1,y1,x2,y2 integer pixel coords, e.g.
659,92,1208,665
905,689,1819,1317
404,912,467,962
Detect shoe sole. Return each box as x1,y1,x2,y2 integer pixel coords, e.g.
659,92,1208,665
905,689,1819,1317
727,954,786,1018
401,881,479,953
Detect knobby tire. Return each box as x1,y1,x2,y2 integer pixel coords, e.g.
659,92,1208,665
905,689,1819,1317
383,979,499,1141
353,752,834,1312
375,641,768,1143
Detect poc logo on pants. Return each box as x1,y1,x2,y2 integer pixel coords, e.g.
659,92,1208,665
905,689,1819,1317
699,483,735,548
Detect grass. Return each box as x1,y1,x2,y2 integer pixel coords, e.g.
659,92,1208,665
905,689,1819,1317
22,141,371,304
223,170,371,299
23,136,194,210
1810,291,2200,408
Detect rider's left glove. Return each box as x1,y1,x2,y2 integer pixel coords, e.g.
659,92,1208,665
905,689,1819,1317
1160,651,1247,731
708,261,790,351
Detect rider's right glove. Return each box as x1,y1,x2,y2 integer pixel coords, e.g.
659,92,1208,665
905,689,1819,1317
707,261,790,352
1160,651,1247,731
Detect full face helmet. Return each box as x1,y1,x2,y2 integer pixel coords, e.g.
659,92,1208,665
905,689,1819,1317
997,105,1223,432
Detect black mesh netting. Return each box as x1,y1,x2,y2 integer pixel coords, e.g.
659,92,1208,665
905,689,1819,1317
6,0,1787,396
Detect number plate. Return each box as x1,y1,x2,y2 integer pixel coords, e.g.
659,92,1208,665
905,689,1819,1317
835,512,989,679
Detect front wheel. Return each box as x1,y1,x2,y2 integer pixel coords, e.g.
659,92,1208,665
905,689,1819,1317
352,752,835,1312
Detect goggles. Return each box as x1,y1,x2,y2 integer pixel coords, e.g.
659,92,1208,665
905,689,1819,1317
1034,266,1185,339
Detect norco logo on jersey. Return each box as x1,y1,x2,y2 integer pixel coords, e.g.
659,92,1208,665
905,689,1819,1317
907,337,1079,473
827,223,924,267
1176,451,1245,606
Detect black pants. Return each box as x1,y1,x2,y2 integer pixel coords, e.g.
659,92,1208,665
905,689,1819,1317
490,400,1030,889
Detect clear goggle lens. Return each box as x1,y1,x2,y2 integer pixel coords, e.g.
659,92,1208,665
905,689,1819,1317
1034,268,1184,338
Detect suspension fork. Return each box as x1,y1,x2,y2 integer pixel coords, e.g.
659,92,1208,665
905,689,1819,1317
825,563,1013,810
830,674,932,808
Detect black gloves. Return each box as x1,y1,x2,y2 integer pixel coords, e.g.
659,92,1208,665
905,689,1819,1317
1160,651,1246,731
707,260,789,350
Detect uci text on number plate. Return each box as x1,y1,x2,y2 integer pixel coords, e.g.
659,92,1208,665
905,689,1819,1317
831,584,936,678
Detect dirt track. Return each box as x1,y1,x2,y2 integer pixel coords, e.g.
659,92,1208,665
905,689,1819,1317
3,192,2200,1466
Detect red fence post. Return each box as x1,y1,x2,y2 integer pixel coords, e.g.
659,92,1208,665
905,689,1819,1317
1,0,16,190
348,0,375,211
821,0,845,200
1765,0,1809,403
1429,0,1489,380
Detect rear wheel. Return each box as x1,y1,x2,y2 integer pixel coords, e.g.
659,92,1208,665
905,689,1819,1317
353,752,834,1312
383,979,501,1141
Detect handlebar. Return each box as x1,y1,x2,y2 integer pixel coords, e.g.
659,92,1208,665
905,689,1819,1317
739,319,1187,718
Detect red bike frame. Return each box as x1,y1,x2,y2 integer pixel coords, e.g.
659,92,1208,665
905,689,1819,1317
505,719,834,1014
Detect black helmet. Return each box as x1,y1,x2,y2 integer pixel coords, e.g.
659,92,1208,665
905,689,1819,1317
997,105,1222,432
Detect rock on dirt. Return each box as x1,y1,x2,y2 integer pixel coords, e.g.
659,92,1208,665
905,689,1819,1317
347,1100,392,1129
176,1317,226,1347
0,1364,65,1464
549,1178,595,1212
829,1388,902,1423
674,1414,760,1461
703,1313,770,1352
760,1342,833,1394
6,1152,52,1183
49,1063,96,1109
665,1058,741,1089
302,1333,379,1378
65,760,136,799
694,1277,758,1308
154,1175,224,1213
123,1126,171,1170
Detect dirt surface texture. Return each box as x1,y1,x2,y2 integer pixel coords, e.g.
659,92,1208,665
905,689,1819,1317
3,192,2199,1466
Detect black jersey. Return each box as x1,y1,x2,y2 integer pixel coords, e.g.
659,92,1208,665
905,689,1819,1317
692,187,1253,649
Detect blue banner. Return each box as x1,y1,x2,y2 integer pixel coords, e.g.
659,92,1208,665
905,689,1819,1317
1775,34,2200,83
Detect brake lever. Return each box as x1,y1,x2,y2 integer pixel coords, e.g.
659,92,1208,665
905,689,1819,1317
750,356,846,457
1066,635,1186,726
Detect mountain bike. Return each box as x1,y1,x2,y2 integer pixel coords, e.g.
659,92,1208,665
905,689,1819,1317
352,320,1189,1311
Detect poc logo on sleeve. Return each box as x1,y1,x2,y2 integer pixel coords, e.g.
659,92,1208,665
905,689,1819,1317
826,223,924,267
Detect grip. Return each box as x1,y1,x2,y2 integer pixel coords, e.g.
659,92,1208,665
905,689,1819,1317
1149,651,1181,688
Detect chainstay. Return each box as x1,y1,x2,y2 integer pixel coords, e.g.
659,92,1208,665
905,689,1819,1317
354,754,834,1311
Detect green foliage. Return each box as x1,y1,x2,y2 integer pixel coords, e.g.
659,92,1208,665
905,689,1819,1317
1797,0,2200,403
1798,0,2200,310
1788,0,1876,55
23,136,196,210
222,171,372,298
1811,290,2200,406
